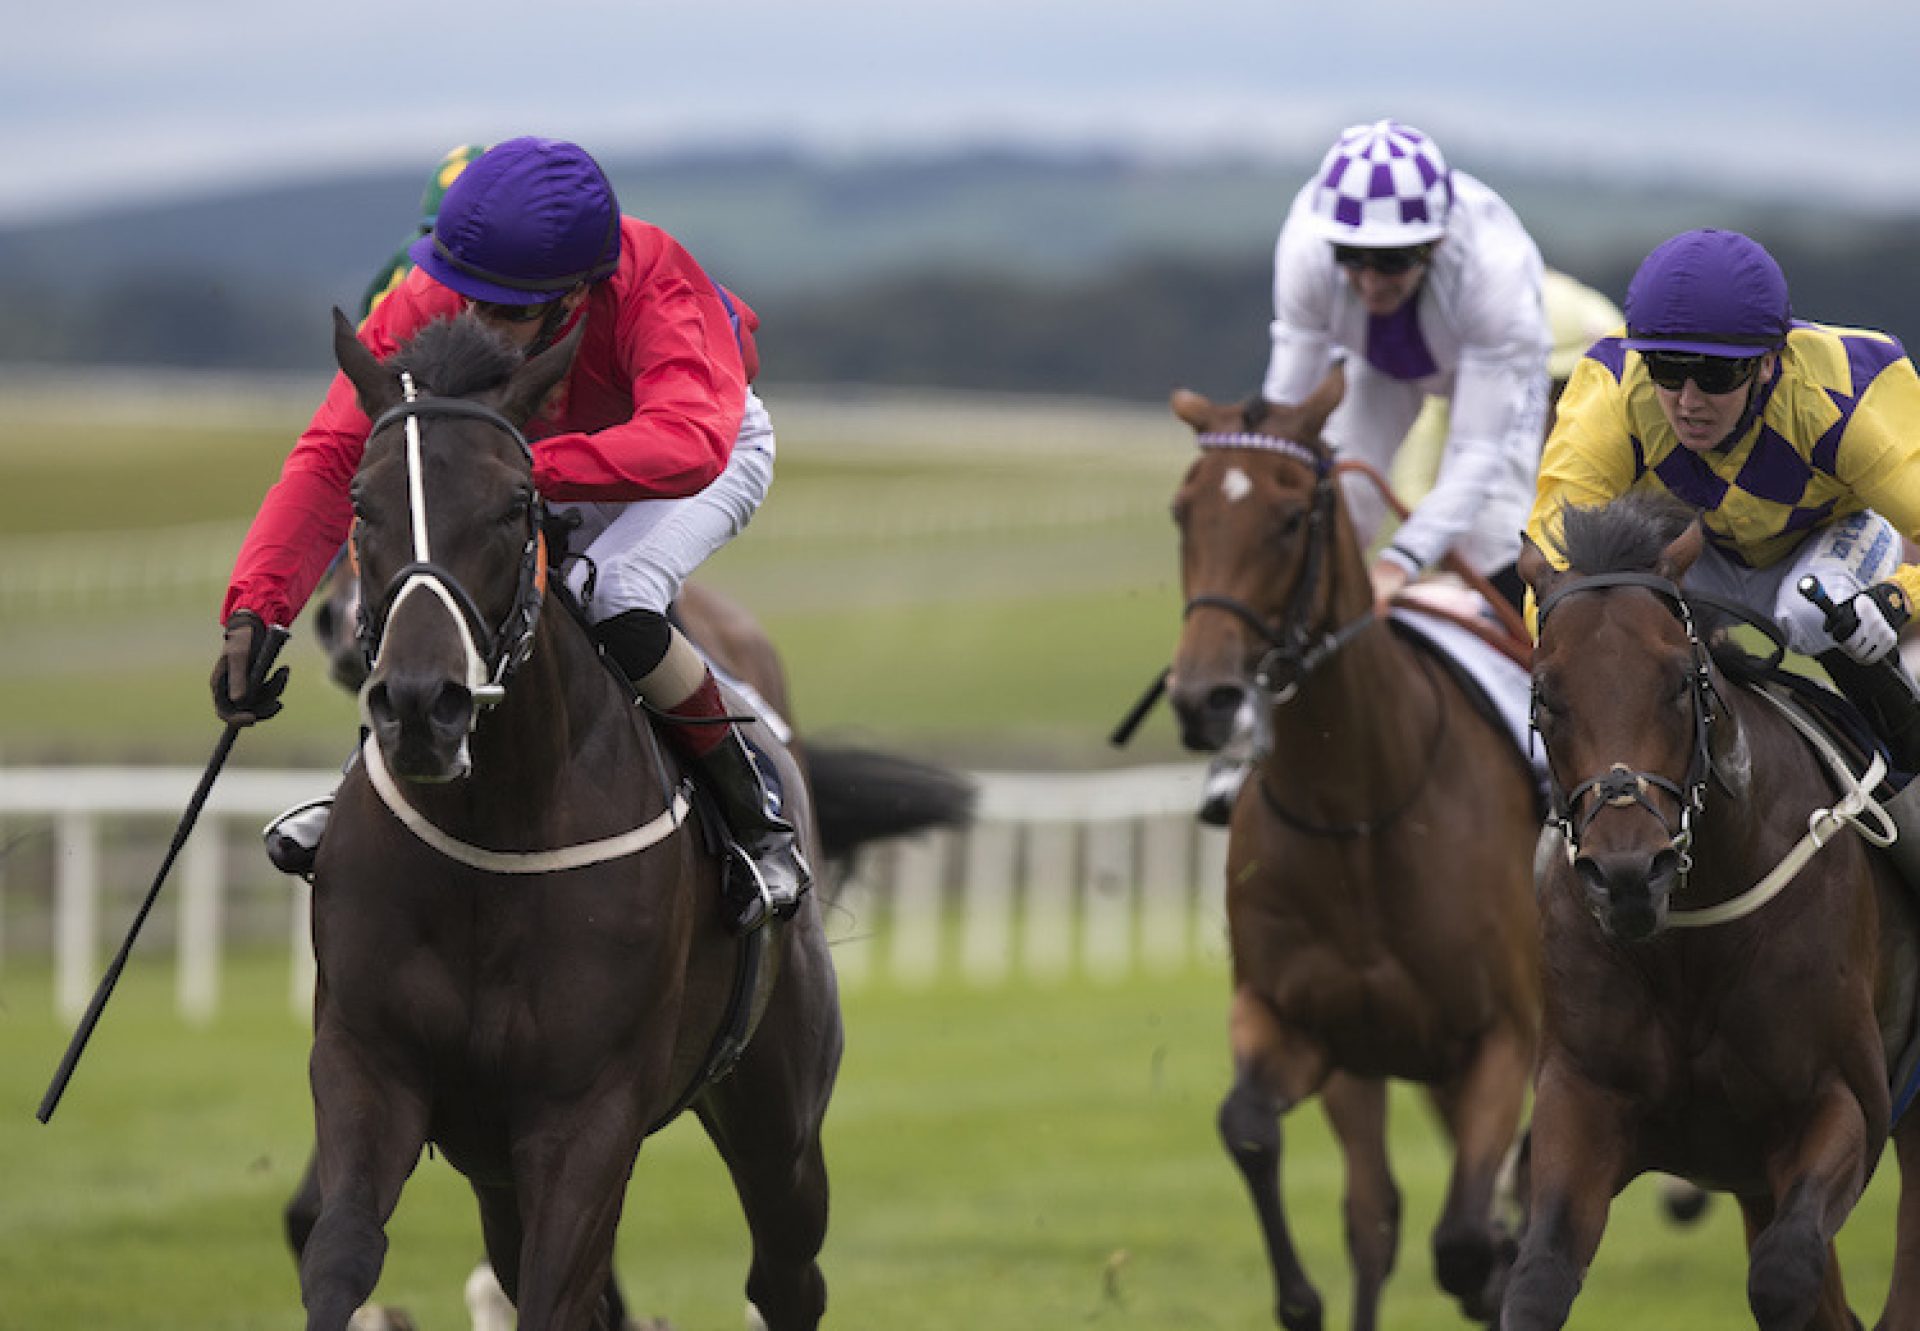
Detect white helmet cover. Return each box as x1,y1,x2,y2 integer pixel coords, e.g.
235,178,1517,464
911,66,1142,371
1307,120,1451,247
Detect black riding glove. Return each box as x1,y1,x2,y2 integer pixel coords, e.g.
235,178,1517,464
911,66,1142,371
211,610,290,725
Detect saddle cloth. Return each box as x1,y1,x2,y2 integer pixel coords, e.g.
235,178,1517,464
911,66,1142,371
1387,593,1548,814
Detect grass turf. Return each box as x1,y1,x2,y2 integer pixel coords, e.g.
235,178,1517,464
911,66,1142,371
0,954,1905,1329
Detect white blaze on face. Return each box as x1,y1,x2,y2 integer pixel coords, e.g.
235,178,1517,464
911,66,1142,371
1221,466,1253,505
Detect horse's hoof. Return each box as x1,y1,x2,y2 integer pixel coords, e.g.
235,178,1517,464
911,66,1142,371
1658,1176,1711,1225
347,1309,417,1331
1277,1290,1324,1331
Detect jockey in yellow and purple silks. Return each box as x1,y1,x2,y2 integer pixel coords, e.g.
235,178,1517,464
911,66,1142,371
1528,227,1920,769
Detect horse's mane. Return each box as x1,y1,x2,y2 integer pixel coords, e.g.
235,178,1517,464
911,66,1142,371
386,316,523,398
1548,491,1700,576
1551,492,1790,684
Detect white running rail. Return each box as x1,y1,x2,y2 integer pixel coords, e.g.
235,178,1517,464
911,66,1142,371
0,764,1228,1021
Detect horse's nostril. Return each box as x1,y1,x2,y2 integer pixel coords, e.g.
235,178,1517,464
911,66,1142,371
364,681,393,722
1204,684,1245,718
429,685,473,730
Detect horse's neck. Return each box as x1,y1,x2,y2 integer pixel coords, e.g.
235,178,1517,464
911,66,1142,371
1264,608,1430,785
1689,680,1824,881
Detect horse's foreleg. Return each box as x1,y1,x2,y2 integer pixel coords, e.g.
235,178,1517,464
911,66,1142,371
1219,985,1331,1331
1427,1024,1532,1323
287,1152,323,1262
511,1102,644,1331
1875,1113,1920,1331
1318,1072,1397,1331
697,941,840,1331
1499,1060,1627,1331
301,1037,430,1331
1748,1084,1877,1331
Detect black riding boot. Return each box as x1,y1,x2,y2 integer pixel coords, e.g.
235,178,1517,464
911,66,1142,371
593,608,809,931
686,726,812,931
1817,650,1920,776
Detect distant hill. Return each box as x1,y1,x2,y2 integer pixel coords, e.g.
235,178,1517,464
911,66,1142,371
1,146,1914,399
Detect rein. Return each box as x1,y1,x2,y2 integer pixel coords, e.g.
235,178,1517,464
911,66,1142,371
356,375,548,718
1666,687,1893,927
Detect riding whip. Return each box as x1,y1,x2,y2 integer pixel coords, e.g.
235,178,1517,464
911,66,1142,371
1109,668,1169,748
37,624,292,1123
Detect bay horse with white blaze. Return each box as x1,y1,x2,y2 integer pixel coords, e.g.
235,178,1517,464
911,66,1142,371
296,310,841,1331
1167,381,1542,1330
1508,492,1920,1331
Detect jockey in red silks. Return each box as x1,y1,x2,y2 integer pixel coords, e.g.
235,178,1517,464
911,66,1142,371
212,135,806,928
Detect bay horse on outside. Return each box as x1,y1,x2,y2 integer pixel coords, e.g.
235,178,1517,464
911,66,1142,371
1508,492,1920,1331
295,309,841,1331
1166,380,1542,1329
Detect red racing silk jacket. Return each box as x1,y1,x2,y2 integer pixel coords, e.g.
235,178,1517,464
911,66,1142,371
220,215,758,628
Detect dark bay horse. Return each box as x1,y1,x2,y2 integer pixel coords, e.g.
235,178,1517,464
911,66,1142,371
296,310,842,1331
1508,493,1920,1331
1167,382,1543,1330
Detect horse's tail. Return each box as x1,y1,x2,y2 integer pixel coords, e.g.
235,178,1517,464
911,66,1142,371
803,742,976,870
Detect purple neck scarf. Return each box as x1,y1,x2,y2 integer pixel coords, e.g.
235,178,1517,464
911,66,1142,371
1364,299,1438,381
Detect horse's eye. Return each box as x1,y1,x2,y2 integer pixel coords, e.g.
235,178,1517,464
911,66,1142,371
501,490,534,525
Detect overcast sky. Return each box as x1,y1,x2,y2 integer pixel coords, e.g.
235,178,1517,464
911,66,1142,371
4,0,1915,224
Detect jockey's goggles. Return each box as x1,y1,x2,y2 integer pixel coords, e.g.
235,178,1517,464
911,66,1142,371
1332,243,1433,275
469,297,562,325
1642,351,1763,395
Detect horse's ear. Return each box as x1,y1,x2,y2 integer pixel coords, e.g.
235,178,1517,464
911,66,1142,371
1516,532,1563,602
1656,518,1706,582
332,308,401,420
1170,388,1218,433
1295,363,1346,441
496,318,586,426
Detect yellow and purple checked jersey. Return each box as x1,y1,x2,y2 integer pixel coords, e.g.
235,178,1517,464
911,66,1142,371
1527,321,1920,608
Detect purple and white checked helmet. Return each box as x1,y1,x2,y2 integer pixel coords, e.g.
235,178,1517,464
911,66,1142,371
1306,120,1452,247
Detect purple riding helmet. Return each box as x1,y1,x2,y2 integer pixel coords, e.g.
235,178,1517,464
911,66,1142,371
409,136,622,306
1622,228,1792,358
1306,119,1453,247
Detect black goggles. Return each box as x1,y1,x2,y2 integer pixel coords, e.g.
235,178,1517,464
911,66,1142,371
470,298,561,326
1332,243,1433,275
1642,352,1763,395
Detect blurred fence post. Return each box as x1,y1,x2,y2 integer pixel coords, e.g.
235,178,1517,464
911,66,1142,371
54,809,99,1020
177,825,222,1023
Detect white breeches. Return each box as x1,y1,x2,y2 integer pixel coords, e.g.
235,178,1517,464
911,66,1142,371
1684,509,1902,657
558,390,774,623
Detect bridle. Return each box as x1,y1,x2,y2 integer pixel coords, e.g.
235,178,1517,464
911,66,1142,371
1183,430,1447,838
1182,432,1376,703
1532,571,1722,878
354,372,548,722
